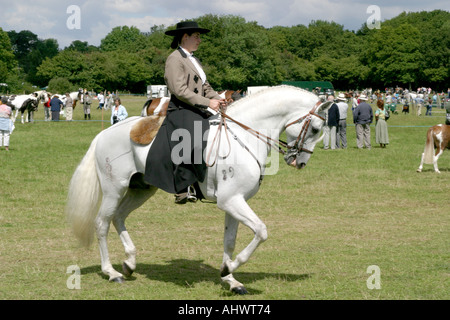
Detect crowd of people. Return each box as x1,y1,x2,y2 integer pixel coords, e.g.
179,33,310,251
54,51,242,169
322,87,449,151
41,89,127,124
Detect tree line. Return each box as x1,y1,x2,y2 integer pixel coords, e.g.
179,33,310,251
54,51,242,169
0,10,448,94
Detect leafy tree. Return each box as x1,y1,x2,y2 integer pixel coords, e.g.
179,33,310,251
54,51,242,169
47,77,76,93
0,28,17,82
100,26,148,52
363,23,423,88
66,40,98,53
7,30,58,86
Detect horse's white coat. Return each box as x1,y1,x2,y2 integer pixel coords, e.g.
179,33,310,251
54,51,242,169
66,85,331,292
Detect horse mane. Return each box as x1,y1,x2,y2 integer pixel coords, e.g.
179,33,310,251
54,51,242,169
226,85,317,111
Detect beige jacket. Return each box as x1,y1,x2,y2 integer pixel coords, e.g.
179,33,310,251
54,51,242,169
164,48,220,109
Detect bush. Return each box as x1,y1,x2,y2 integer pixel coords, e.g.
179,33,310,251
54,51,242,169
47,77,76,94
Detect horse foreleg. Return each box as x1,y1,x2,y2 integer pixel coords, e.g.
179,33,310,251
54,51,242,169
218,197,268,294
220,214,245,292
222,213,239,266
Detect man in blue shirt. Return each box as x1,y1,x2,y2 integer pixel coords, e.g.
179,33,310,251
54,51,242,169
353,95,373,149
50,95,64,121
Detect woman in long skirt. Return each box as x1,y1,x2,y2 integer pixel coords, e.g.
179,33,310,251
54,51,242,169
375,99,389,148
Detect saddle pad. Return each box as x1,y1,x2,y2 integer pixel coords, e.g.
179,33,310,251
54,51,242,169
130,115,165,145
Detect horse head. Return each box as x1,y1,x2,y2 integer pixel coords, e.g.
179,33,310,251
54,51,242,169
284,100,332,169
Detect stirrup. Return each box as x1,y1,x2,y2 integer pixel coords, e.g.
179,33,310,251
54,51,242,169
187,185,197,202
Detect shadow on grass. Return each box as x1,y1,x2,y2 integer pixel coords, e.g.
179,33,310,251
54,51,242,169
81,259,311,295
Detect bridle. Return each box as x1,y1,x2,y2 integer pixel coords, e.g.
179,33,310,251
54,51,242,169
283,100,325,155
206,100,325,167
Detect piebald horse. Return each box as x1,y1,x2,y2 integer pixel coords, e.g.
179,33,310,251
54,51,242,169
8,94,39,124
69,91,83,110
417,124,450,173
66,85,332,294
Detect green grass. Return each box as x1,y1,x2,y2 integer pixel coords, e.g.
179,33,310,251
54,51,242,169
0,97,448,300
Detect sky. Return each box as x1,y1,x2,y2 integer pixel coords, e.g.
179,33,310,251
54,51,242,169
1,0,449,49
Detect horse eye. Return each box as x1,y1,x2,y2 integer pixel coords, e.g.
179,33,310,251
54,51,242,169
311,128,319,134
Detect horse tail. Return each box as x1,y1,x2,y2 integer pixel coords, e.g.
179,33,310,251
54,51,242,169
66,135,102,248
422,127,435,164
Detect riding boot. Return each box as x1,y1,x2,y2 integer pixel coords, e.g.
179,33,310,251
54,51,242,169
174,190,188,204
84,114,87,120
88,114,91,120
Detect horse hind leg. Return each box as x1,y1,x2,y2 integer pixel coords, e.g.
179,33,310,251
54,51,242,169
417,152,425,172
433,148,443,173
95,196,125,282
112,186,157,278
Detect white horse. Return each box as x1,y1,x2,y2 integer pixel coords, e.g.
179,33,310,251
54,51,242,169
66,85,332,294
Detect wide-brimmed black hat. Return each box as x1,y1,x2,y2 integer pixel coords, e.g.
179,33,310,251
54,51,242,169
165,21,210,36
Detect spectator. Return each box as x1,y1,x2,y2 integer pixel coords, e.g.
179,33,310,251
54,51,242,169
336,93,349,149
0,97,13,151
353,94,373,149
44,94,51,121
375,99,389,148
97,92,105,110
83,91,92,120
50,95,64,121
111,98,128,125
323,95,340,150
65,93,73,121
426,97,433,116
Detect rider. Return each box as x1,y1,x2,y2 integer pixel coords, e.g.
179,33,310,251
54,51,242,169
144,21,226,204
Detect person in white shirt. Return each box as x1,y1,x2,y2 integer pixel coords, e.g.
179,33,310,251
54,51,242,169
336,93,349,149
97,92,105,110
111,98,128,125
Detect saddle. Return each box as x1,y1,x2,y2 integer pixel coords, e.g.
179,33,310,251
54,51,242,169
130,115,165,145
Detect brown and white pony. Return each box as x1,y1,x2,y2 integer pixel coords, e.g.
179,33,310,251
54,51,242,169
417,124,450,173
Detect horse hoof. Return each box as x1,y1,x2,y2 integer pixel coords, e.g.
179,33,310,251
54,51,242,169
232,286,248,295
122,262,134,277
111,276,125,283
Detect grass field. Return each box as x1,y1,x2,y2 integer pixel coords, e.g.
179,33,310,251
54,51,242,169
0,95,448,300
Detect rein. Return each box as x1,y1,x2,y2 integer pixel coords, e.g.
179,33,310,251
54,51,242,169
205,100,324,167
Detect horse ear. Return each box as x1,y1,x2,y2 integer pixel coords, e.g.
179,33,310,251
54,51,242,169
317,101,332,114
